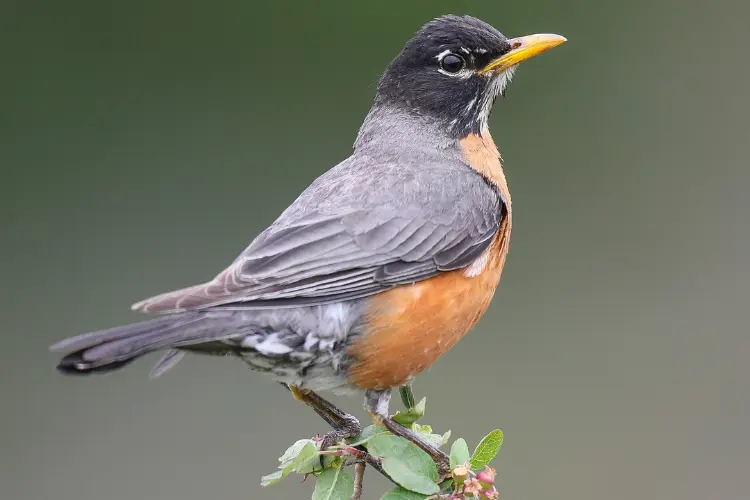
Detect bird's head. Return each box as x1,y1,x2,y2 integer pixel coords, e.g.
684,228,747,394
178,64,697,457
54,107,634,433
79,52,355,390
374,15,566,138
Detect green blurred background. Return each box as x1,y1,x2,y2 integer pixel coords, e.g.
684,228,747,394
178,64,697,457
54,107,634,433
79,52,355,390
3,1,749,499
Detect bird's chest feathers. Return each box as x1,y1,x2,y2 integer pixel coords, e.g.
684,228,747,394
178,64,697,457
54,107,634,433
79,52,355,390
460,131,512,216
459,130,512,276
346,132,512,390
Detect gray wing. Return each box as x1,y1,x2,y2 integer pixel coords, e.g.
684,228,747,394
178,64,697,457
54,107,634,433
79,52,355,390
133,159,504,313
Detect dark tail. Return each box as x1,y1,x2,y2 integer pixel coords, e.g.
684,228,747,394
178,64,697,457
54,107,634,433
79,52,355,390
50,311,242,376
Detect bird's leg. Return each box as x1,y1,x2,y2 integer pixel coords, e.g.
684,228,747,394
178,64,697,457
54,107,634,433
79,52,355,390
286,384,361,450
285,384,398,484
364,389,451,479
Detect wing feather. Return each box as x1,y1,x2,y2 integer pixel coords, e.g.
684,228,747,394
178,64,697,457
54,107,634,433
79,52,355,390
133,161,504,313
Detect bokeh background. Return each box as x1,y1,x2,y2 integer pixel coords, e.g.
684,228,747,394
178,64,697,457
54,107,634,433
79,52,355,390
3,1,749,499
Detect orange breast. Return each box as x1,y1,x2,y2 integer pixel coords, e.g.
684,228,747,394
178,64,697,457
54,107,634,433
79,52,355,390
346,132,512,390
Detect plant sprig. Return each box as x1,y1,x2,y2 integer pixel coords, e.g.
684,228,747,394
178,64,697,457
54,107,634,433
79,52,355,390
262,386,504,499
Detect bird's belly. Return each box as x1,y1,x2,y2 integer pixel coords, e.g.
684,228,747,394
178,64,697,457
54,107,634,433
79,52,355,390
346,259,505,390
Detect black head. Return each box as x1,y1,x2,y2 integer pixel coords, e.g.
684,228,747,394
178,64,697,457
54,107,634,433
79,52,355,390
375,15,566,138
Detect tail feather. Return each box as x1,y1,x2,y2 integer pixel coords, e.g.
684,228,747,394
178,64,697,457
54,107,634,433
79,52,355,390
76,315,206,363
51,311,245,375
49,314,184,353
149,349,186,379
57,354,141,375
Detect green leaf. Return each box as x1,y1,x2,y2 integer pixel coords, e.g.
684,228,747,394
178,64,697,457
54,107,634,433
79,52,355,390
311,465,354,500
260,470,284,487
284,441,318,473
440,430,452,446
381,487,430,500
393,397,427,426
414,397,426,414
450,438,470,469
470,429,504,469
399,384,416,409
438,478,455,493
279,439,317,468
294,452,335,475
366,434,439,495
412,424,450,448
348,424,387,447
261,439,318,486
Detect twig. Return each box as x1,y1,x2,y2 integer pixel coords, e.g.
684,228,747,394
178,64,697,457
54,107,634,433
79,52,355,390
351,461,365,500
324,447,395,485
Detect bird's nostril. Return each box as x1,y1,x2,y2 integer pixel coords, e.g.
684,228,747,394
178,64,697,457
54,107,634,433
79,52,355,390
511,41,523,49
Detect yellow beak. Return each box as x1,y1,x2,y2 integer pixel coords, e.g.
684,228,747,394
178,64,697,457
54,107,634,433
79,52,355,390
479,33,567,74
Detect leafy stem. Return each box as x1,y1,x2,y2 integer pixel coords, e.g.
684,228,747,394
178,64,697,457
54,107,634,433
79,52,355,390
262,388,504,499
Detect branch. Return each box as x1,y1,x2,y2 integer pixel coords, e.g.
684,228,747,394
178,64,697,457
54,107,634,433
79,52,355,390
351,461,365,500
262,384,503,499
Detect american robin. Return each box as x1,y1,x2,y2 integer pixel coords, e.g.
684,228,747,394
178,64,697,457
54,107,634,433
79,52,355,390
51,15,565,473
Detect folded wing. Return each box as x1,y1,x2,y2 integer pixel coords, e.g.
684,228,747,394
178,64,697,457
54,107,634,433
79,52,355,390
133,161,505,313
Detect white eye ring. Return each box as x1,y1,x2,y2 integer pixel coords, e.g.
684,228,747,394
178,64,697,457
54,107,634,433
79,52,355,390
436,50,474,79
439,53,465,73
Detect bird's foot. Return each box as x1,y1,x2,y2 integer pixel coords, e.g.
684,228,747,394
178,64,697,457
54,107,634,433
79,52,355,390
315,413,362,450
286,384,395,482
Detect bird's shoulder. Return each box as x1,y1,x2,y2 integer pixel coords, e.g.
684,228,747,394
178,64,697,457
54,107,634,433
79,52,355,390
267,154,502,234
131,155,506,313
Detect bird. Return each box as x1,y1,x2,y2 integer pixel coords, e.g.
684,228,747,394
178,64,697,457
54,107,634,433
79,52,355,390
51,15,565,473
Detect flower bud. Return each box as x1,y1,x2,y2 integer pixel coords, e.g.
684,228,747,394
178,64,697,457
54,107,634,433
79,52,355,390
476,466,496,486
452,465,469,484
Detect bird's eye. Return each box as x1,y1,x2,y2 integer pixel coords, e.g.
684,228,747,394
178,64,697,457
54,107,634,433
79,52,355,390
440,53,465,73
